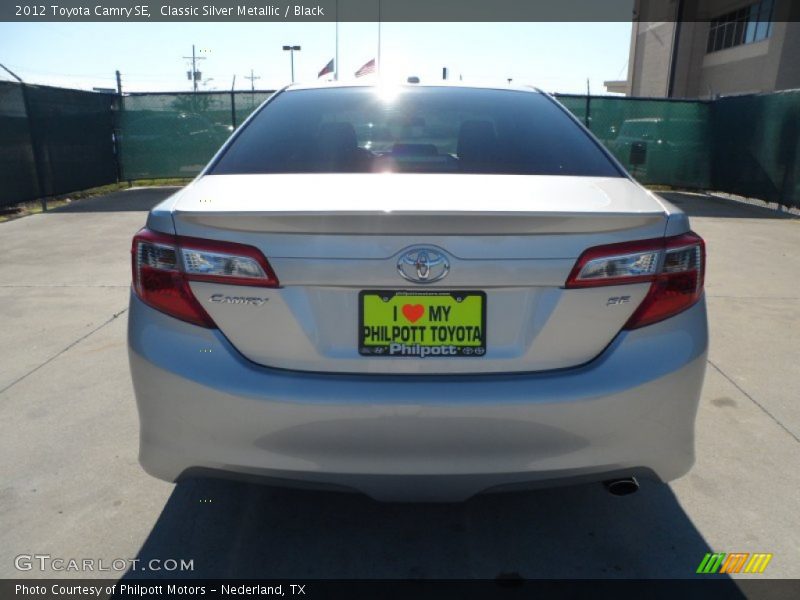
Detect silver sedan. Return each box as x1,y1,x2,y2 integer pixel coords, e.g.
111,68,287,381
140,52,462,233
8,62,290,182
128,83,707,501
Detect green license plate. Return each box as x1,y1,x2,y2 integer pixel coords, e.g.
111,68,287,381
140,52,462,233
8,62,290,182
359,290,486,357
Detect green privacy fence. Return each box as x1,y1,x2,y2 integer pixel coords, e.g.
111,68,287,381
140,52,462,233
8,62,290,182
0,81,118,208
1,82,799,209
555,94,712,189
710,90,800,207
118,91,273,179
558,91,800,207
0,83,273,208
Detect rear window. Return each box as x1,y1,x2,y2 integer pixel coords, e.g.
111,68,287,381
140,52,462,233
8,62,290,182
210,87,622,177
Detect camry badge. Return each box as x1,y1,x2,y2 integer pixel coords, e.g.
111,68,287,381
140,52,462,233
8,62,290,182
209,294,268,306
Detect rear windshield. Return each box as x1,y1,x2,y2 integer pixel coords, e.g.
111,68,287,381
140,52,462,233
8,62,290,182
210,87,622,177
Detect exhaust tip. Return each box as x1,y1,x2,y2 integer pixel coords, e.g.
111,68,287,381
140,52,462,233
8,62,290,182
604,477,640,496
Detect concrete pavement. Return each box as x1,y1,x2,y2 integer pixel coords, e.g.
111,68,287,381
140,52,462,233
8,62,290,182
0,187,798,580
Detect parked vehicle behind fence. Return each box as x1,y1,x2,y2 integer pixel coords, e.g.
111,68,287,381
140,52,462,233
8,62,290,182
607,117,711,189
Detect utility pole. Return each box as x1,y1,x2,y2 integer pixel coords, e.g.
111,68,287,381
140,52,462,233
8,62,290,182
183,44,207,93
244,69,261,92
115,70,122,95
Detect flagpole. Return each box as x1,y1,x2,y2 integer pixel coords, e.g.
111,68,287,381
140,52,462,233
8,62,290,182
377,0,381,74
335,0,339,80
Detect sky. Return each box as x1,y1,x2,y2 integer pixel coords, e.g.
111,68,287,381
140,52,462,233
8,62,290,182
0,21,632,94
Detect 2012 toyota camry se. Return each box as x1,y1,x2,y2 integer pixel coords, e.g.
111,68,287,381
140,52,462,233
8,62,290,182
128,83,707,502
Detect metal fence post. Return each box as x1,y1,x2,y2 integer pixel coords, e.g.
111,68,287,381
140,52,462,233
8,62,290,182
584,94,591,130
111,93,124,185
778,107,798,209
231,89,237,130
21,84,48,212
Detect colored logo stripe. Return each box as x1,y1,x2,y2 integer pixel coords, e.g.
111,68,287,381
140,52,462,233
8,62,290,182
720,553,749,573
744,554,773,574
697,552,773,574
697,553,726,574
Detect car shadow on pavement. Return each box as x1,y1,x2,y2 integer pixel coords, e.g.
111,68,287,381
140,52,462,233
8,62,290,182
51,187,180,213
124,477,741,585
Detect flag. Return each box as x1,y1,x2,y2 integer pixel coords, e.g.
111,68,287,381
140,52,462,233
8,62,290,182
318,58,334,78
355,58,376,78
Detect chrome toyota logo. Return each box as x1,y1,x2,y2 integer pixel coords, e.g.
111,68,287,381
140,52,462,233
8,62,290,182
397,247,449,283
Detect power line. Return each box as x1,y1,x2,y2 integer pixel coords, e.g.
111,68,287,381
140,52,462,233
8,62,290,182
0,62,118,79
615,58,629,80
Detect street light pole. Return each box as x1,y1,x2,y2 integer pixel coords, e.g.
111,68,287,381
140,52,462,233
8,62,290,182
282,45,301,83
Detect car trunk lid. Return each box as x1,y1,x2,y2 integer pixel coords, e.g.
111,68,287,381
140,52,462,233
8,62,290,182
170,173,669,374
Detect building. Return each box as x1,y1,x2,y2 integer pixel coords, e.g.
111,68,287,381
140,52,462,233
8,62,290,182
606,0,800,98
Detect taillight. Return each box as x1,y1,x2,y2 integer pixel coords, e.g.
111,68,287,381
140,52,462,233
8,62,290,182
131,229,279,328
565,232,705,329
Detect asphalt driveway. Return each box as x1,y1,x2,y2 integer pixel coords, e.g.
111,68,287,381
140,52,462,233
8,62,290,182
0,187,798,579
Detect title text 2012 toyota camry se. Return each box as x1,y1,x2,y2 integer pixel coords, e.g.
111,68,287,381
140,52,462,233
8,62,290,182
128,83,707,502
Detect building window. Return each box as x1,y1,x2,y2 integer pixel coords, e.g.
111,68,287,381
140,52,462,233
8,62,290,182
706,0,774,53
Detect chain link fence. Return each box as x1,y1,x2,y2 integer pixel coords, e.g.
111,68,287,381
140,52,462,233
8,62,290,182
1,82,799,209
0,81,37,207
555,94,712,189
117,91,275,180
0,81,118,208
0,84,274,208
711,90,800,207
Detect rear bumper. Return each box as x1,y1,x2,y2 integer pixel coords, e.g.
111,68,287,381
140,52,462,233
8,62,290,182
128,292,708,502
